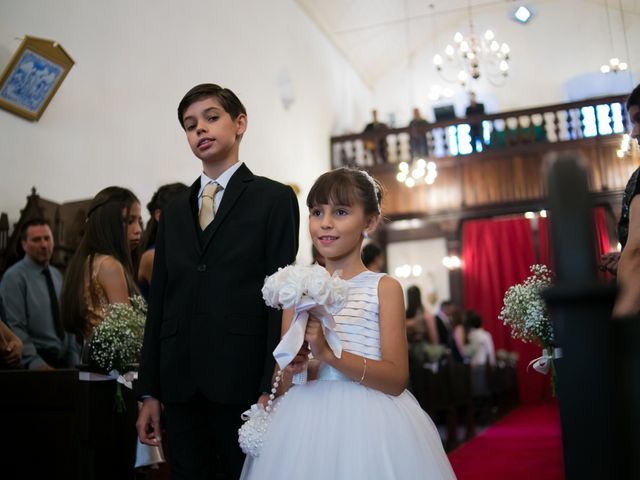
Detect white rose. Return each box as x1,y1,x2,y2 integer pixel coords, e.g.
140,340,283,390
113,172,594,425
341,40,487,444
326,276,349,313
262,267,288,308
306,270,331,305
278,282,302,309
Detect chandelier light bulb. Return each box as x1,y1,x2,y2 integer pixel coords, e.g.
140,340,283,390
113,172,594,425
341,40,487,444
610,57,620,67
399,161,409,172
396,171,407,182
433,18,512,86
601,64,611,73
427,161,437,171
619,62,628,71
416,158,427,169
433,54,443,66
499,60,509,72
405,177,416,188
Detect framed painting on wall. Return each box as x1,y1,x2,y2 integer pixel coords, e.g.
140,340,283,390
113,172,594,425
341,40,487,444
0,35,74,121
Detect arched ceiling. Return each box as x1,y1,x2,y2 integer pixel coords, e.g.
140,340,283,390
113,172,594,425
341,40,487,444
296,0,639,87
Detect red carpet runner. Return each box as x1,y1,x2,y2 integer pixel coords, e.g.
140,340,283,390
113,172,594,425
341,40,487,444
448,403,564,480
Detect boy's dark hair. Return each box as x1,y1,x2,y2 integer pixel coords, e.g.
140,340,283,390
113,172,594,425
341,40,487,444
362,242,382,267
177,83,247,127
307,168,383,217
20,218,51,241
627,83,640,110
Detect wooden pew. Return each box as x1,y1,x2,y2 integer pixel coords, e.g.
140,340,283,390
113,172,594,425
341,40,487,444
0,369,138,479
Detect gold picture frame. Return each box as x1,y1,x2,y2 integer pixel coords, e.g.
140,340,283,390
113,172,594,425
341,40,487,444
0,35,74,121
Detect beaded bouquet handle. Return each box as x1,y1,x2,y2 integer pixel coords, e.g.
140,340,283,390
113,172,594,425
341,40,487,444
238,369,286,457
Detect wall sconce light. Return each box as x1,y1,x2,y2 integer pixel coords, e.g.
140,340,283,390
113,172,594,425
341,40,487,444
442,255,462,270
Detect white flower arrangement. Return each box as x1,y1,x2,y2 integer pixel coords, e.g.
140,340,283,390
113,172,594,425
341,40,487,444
262,264,349,314
89,295,146,373
88,295,146,412
239,265,349,457
499,264,554,348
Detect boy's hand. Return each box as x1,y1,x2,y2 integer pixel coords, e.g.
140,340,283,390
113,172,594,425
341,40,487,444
137,398,162,446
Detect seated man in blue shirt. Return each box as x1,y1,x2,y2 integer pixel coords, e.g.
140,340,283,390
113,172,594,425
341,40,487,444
0,219,78,369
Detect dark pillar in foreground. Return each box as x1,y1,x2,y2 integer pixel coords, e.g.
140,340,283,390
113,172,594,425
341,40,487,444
543,154,640,479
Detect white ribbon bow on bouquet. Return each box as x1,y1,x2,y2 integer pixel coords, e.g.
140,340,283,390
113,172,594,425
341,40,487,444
262,264,349,383
272,296,343,383
528,347,563,374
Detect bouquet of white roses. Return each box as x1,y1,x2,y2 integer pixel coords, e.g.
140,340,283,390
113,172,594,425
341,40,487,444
262,264,349,314
239,265,349,457
88,295,146,412
263,264,349,373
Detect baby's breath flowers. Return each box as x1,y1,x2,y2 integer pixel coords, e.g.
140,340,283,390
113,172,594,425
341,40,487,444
499,265,558,394
88,295,146,411
499,264,554,348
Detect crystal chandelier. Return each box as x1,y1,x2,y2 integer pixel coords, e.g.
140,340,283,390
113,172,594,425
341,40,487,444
599,0,628,74
433,0,510,87
396,159,438,188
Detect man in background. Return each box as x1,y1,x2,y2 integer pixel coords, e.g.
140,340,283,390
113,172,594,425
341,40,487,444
465,92,485,153
0,219,78,369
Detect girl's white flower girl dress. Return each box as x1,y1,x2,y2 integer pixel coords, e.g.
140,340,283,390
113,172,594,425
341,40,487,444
241,271,457,479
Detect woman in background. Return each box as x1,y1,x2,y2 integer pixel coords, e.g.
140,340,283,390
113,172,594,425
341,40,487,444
405,285,438,345
61,186,141,348
137,183,187,298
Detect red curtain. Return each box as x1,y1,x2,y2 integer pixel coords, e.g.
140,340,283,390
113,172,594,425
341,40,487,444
462,217,551,404
538,207,612,281
593,207,613,282
537,216,552,268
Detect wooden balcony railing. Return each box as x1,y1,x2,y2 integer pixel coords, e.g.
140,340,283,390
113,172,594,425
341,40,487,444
330,95,638,220
331,95,629,168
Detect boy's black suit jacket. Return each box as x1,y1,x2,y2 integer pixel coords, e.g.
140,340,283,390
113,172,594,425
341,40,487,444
136,163,299,404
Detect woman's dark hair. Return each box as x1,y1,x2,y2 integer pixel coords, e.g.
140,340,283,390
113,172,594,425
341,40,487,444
178,83,246,127
61,186,140,339
139,183,187,252
466,310,483,329
406,285,424,318
306,167,383,217
627,83,640,110
361,243,382,268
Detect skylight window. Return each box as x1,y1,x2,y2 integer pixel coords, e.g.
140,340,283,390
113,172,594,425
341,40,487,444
512,6,533,24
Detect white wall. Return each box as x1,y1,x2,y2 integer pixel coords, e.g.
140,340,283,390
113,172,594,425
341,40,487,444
371,0,640,126
386,237,450,313
0,0,373,265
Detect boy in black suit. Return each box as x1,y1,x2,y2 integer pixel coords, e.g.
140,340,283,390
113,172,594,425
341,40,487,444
136,84,299,479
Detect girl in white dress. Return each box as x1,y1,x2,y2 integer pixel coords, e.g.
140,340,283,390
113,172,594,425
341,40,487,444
241,168,456,479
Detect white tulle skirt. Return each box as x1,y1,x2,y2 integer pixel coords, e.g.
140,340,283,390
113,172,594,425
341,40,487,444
240,371,456,480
